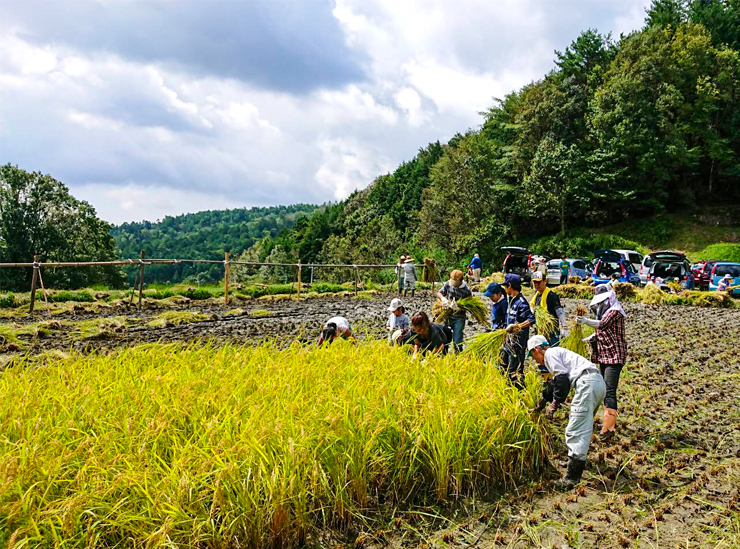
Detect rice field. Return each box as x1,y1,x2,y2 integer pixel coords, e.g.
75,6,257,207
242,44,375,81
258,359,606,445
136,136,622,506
0,341,548,548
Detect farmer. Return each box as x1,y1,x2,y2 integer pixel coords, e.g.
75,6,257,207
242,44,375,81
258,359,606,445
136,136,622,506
528,334,606,490
318,316,356,345
483,282,507,330
468,253,482,283
437,269,473,352
576,284,627,443
395,255,407,296
402,256,418,298
386,297,410,341
501,274,535,388
718,273,734,292
409,311,449,357
530,271,567,344
559,255,570,285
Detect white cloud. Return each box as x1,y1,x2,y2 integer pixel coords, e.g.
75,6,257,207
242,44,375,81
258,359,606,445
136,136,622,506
315,137,394,199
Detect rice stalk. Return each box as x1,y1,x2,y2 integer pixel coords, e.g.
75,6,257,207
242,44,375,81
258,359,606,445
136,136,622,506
560,306,593,358
463,329,507,359
433,297,490,327
534,307,556,339
421,258,438,283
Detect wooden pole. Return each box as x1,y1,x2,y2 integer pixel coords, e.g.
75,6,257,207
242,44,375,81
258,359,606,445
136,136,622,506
138,250,146,310
38,267,50,315
223,252,230,305
297,260,302,299
29,255,39,313
354,266,358,296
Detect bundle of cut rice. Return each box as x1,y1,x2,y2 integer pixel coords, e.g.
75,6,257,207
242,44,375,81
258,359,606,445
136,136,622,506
432,296,490,327
463,329,507,359
534,307,556,339
560,305,592,358
421,258,438,283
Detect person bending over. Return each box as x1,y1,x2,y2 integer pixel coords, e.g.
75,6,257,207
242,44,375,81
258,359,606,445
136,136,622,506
409,311,449,358
318,316,356,345
528,335,606,490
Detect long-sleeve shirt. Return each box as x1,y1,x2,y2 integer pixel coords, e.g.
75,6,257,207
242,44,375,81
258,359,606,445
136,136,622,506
438,281,472,319
469,256,482,270
591,309,627,365
387,312,410,331
541,347,599,404
490,295,507,330
505,292,536,350
401,262,417,282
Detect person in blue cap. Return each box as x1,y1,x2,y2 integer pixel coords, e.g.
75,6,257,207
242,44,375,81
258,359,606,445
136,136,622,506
483,282,507,330
501,273,535,388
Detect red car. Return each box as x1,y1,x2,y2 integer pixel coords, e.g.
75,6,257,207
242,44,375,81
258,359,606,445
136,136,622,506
692,260,721,291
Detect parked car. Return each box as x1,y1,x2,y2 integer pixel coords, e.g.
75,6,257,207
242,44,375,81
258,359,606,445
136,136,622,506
708,262,740,296
612,249,644,273
692,260,722,291
591,249,641,286
639,251,688,286
501,246,532,283
647,261,691,291
546,258,593,285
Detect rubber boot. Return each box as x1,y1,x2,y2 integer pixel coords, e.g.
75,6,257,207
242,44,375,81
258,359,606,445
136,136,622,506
403,289,407,297
411,290,415,298
599,408,617,443
555,457,586,490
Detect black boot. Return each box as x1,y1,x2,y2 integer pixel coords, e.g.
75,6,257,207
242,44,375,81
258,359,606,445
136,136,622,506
411,290,415,298
555,457,586,490
403,289,407,297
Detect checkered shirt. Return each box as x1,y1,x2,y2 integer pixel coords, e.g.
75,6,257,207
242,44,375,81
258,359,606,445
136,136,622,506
592,309,627,365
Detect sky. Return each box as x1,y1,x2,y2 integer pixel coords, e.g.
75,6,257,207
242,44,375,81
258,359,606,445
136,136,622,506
0,0,652,225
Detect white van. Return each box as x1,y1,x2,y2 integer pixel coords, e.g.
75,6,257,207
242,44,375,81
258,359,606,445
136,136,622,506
612,249,643,274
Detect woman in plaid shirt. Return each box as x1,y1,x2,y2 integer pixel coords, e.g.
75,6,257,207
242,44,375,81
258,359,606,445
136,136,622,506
577,285,627,443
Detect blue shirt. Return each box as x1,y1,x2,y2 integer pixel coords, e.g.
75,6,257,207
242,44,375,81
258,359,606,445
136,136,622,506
470,256,482,269
506,292,536,349
490,296,507,330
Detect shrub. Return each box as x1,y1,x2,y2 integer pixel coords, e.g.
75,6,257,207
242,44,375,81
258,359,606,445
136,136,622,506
696,243,740,263
0,293,16,308
529,233,646,259
47,290,95,303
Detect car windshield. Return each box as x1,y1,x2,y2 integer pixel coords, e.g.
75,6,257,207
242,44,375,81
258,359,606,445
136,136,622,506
653,263,685,278
628,253,642,265
547,260,560,269
506,254,528,269
596,261,621,276
715,265,740,278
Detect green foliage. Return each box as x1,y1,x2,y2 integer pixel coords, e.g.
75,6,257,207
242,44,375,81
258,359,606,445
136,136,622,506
112,204,318,286
0,293,16,308
528,233,647,259
696,243,740,262
47,290,95,303
0,165,124,291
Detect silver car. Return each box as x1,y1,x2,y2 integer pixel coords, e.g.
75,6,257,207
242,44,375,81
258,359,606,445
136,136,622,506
546,258,593,285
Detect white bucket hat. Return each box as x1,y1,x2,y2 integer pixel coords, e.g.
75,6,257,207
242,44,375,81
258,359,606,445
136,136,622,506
388,298,403,312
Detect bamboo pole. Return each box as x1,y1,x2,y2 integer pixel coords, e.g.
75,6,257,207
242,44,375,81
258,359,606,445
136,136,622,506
29,255,39,313
223,252,230,305
297,260,302,299
37,267,50,315
354,266,359,296
138,250,146,310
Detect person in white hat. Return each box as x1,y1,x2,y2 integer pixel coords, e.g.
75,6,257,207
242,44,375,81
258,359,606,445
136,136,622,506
718,273,735,292
576,284,627,443
386,297,410,341
528,334,606,490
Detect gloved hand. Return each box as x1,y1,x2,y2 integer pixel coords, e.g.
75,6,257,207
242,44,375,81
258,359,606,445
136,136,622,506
440,296,450,307
450,299,460,312
578,316,601,328
529,398,548,415
561,328,570,338
576,316,586,325
545,401,560,420
505,324,517,334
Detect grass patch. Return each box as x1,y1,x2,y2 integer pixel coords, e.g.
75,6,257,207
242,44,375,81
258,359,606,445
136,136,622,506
248,309,273,318
0,342,547,548
146,311,212,328
695,243,740,263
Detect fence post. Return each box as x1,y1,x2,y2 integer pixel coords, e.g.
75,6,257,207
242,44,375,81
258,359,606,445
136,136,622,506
29,255,39,313
224,251,230,305
297,260,302,299
354,266,359,296
138,250,146,310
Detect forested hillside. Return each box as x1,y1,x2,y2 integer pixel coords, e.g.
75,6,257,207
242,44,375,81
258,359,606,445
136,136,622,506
112,205,318,285
240,0,740,275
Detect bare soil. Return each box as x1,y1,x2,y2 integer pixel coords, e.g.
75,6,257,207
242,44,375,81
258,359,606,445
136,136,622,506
2,293,739,547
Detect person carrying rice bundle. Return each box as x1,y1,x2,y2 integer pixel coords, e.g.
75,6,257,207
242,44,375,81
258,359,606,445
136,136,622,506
501,274,535,388
528,334,606,490
436,269,472,352
576,284,627,443
401,256,418,297
530,271,567,345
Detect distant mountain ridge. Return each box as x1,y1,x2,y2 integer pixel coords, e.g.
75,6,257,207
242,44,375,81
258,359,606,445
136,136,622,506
111,204,320,284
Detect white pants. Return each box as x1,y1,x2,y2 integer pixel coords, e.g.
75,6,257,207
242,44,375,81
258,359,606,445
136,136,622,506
565,370,606,461
472,268,481,282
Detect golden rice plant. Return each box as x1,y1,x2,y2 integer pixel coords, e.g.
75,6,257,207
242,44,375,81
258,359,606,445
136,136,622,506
463,329,507,359
433,296,490,327
560,306,593,358
421,257,438,282
534,306,556,339
0,341,547,548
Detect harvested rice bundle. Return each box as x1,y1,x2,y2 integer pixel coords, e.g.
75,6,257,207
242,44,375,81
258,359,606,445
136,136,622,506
432,296,490,327
560,306,592,358
640,284,666,305
421,258,438,283
463,329,507,359
534,307,556,339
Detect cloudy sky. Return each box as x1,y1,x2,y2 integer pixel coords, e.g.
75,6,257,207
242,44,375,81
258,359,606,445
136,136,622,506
0,0,651,224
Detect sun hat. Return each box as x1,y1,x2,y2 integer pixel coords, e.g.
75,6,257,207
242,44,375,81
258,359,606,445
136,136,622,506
590,284,612,306
388,298,403,312
527,334,548,352
724,273,733,279
531,271,544,282
483,282,503,297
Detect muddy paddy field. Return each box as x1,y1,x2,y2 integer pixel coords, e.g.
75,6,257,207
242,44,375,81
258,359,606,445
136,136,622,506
2,293,740,547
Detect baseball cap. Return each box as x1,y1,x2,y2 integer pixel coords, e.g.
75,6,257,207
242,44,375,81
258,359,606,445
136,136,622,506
503,273,522,289
531,271,544,282
527,334,548,352
483,282,503,297
387,298,403,312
